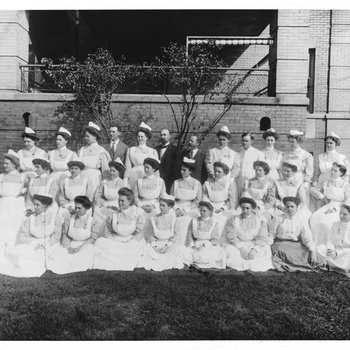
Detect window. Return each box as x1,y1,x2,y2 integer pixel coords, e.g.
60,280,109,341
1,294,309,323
260,116,271,131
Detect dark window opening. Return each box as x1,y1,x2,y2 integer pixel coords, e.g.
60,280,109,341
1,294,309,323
260,116,271,131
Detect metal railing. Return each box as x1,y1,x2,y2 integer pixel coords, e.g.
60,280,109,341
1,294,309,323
20,64,269,96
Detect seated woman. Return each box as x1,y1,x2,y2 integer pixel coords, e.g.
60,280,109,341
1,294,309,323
317,203,350,274
57,160,93,219
270,196,318,272
202,161,237,235
139,194,184,271
170,157,201,218
133,157,166,216
0,150,27,250
93,187,146,271
272,161,310,220
26,156,59,216
183,201,226,269
225,197,273,271
48,196,95,274
0,194,60,277
241,160,274,221
310,162,350,246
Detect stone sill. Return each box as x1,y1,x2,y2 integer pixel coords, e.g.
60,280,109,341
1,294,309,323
0,92,309,106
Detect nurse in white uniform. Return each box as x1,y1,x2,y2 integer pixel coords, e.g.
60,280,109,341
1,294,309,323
93,187,146,271
48,196,95,274
47,127,78,182
262,128,283,181
17,127,47,180
78,121,111,194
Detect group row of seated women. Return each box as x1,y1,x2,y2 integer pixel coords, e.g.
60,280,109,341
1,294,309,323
0,121,349,277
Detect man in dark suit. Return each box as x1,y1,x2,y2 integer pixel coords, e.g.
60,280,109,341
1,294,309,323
155,129,180,194
105,125,129,164
181,134,207,184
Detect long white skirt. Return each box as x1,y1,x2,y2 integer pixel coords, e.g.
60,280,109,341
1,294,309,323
0,196,25,249
310,202,341,246
317,244,350,273
183,241,226,269
138,242,184,271
93,236,146,271
82,168,101,195
0,242,58,277
225,242,273,271
47,243,94,274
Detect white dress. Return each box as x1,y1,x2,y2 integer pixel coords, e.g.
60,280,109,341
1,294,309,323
237,147,265,196
310,179,350,246
93,205,146,271
205,146,240,180
138,212,184,271
48,147,78,181
18,147,48,179
262,147,283,181
317,221,350,273
0,210,59,277
0,171,26,249
225,214,273,271
78,142,111,194
124,145,159,188
48,213,94,274
183,217,226,269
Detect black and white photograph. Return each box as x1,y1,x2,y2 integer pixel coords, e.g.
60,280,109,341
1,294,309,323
0,2,350,341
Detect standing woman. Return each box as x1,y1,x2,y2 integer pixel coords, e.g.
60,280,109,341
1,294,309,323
93,187,146,271
48,127,78,182
18,127,47,179
262,128,283,181
78,121,111,195
0,150,27,250
124,122,159,188
313,131,350,186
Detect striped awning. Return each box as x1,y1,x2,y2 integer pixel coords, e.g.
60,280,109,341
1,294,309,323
187,37,274,46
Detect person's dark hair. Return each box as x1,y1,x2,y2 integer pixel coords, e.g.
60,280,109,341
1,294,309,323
109,160,125,178
85,126,101,140
332,162,347,177
144,157,160,171
181,161,196,172
159,198,175,208
4,154,20,168
341,203,350,214
242,132,254,141
324,136,341,146
67,161,85,170
198,201,214,213
137,128,152,140
262,130,279,140
282,162,298,173
213,161,230,175
118,187,135,205
287,135,303,143
33,194,53,207
22,132,39,142
74,195,92,209
239,197,257,209
32,158,51,171
55,131,70,141
216,130,231,140
253,160,270,175
282,196,301,207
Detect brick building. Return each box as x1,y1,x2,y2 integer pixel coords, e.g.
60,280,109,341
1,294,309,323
0,10,350,164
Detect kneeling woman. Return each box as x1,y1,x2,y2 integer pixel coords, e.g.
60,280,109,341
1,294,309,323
183,201,226,269
48,196,95,274
0,194,60,277
133,157,166,216
270,197,318,272
139,195,184,271
317,203,350,274
225,197,273,271
93,187,146,271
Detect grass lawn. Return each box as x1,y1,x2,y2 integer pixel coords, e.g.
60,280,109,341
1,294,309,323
0,268,349,340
